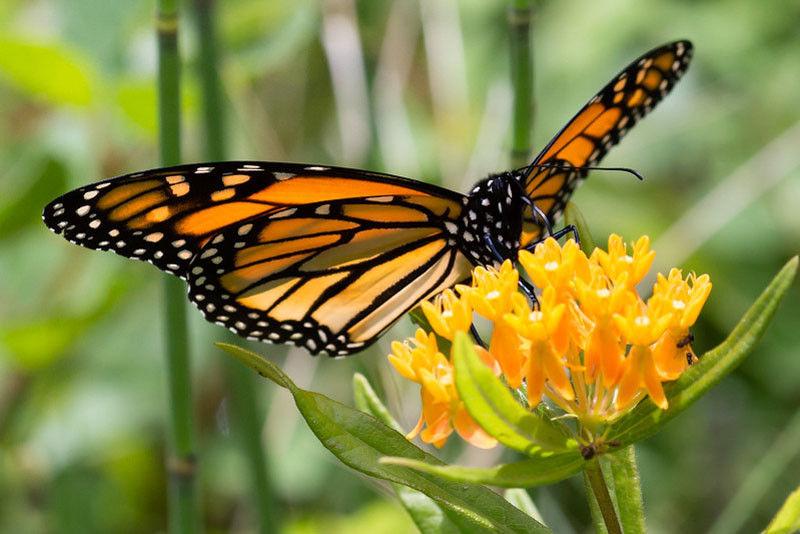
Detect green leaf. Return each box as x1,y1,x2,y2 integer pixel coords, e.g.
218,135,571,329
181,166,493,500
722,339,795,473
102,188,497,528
503,489,545,525
217,343,550,533
764,485,800,534
0,37,94,105
381,454,584,488
564,201,596,255
392,484,464,534
216,343,289,387
452,332,576,455
608,256,798,445
353,373,403,433
353,374,461,534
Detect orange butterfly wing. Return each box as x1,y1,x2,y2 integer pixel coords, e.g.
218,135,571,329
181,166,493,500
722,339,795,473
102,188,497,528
43,162,472,355
521,40,693,245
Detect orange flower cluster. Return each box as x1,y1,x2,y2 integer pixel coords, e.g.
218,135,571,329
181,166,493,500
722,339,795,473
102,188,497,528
388,235,711,448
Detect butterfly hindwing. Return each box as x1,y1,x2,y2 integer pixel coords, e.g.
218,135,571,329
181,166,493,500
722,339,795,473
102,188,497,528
187,197,473,355
521,40,693,244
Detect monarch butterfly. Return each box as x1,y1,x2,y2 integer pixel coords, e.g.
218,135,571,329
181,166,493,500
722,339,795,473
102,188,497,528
43,41,692,356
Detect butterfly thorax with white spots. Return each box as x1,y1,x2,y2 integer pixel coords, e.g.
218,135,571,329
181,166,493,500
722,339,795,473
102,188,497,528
458,171,530,267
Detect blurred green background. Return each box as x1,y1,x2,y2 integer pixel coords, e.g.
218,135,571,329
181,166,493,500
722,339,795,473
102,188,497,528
1,0,798,532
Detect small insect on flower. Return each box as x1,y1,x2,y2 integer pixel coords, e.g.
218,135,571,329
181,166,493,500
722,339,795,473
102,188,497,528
388,235,711,448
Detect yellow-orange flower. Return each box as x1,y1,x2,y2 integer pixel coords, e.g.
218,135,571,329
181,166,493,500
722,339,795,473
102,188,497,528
592,234,654,289
574,264,633,388
388,328,497,449
519,237,589,297
420,288,472,341
650,269,712,379
519,238,590,353
613,298,674,410
388,234,711,448
467,261,519,322
466,261,524,386
505,288,574,406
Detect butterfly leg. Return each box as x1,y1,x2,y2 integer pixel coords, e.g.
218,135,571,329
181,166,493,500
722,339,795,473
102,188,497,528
483,232,541,308
518,278,540,308
521,224,580,254
470,323,486,349
552,224,580,245
530,203,554,237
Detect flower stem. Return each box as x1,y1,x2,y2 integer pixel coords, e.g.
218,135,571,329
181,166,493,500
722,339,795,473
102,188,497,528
610,445,646,533
584,459,622,534
508,0,534,168
156,1,200,532
583,467,609,534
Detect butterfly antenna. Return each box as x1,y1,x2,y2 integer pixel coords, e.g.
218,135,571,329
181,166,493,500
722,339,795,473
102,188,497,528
518,163,644,181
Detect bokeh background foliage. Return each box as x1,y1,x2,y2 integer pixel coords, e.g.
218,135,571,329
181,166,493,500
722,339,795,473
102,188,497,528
0,0,798,532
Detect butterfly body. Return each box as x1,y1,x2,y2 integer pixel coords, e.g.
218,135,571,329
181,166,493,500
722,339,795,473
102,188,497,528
43,41,693,356
460,171,529,266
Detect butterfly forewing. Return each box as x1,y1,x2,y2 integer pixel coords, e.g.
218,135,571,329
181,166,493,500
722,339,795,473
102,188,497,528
42,162,462,278
520,40,693,245
187,197,472,355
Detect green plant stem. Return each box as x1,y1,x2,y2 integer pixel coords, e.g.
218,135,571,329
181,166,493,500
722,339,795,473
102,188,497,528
191,0,225,160
157,1,200,532
508,0,534,168
584,459,621,534
189,2,278,531
225,361,279,533
610,445,646,533
583,468,609,534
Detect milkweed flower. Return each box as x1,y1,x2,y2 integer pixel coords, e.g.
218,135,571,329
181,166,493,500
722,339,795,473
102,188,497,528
464,263,524,387
388,328,497,448
650,269,713,379
388,234,711,448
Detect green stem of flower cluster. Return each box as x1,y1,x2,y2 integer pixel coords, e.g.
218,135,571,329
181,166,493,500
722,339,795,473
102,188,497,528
189,1,279,531
508,0,534,169
610,445,646,533
157,1,200,533
584,459,622,534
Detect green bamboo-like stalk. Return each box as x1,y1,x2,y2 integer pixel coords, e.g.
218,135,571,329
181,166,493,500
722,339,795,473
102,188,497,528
509,0,534,168
189,1,279,531
156,1,200,532
192,0,225,161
